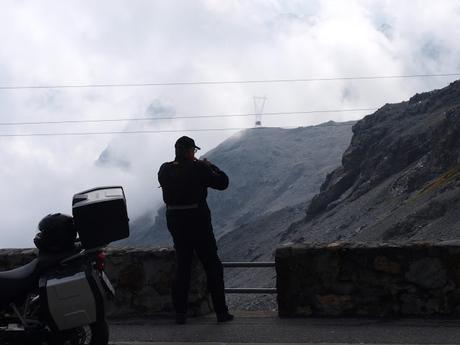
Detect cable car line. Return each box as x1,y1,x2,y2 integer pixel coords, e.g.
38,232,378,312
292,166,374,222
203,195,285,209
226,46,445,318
0,122,354,138
0,107,377,126
0,73,458,90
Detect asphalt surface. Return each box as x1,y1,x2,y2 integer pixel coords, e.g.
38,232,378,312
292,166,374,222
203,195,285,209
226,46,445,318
109,311,460,344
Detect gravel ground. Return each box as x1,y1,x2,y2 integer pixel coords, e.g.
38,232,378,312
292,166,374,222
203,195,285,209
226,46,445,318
227,294,277,312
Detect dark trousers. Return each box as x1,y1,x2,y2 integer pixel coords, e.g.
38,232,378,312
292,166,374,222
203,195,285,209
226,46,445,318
166,208,228,314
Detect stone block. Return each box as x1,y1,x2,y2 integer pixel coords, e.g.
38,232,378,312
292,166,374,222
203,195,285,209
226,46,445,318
374,256,401,274
405,258,447,289
315,294,353,316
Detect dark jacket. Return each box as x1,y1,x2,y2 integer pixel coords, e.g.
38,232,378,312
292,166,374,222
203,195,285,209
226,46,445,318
158,159,229,207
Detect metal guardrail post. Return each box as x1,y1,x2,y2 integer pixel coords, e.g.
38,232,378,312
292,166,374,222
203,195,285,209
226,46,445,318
223,261,277,294
225,288,277,294
223,262,275,268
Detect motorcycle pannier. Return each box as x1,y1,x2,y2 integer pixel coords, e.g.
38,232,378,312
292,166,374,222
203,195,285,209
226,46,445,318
40,268,105,331
72,186,129,249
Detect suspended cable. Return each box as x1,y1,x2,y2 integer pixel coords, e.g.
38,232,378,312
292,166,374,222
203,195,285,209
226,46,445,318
0,107,377,126
0,122,354,138
0,73,458,90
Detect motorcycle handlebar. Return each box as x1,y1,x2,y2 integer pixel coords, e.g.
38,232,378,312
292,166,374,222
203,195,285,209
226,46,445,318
60,246,105,265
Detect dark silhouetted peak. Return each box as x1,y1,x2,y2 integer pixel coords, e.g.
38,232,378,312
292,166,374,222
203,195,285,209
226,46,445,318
96,148,131,170
306,80,460,220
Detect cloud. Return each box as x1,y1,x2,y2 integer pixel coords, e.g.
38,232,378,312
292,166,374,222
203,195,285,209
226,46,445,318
145,100,176,119
0,0,460,247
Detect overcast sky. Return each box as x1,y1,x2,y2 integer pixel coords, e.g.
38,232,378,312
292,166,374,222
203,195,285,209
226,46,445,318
1,0,460,247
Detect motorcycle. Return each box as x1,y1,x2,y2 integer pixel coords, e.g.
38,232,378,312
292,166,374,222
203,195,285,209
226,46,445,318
0,186,129,345
0,245,113,345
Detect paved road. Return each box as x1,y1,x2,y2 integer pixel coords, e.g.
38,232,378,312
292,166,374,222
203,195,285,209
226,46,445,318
109,311,460,344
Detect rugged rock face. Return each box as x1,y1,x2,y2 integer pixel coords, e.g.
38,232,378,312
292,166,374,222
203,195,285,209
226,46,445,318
289,80,460,243
129,123,354,246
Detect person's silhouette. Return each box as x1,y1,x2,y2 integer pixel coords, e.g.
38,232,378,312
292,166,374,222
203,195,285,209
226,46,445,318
158,136,234,324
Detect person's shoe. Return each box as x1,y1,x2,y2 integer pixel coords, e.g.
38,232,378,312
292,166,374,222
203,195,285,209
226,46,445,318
175,313,187,324
216,312,234,322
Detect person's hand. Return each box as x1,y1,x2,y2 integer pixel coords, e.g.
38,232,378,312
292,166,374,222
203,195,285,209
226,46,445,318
202,158,213,166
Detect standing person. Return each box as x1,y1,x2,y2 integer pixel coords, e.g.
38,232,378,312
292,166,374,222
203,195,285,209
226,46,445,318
158,136,234,324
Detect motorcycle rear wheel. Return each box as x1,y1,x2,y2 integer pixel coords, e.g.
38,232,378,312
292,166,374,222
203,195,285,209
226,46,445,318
51,320,109,345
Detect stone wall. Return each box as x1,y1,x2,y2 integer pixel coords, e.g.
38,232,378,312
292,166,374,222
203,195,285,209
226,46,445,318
105,247,211,317
276,241,460,317
0,247,211,317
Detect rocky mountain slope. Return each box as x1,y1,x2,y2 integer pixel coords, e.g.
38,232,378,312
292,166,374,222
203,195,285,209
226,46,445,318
280,80,460,244
221,80,460,310
128,122,354,246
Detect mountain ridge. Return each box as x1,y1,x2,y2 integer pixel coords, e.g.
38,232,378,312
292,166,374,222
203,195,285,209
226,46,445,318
286,80,460,244
126,122,355,246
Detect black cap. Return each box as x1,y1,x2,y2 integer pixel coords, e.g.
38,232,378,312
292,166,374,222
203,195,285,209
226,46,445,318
175,136,201,150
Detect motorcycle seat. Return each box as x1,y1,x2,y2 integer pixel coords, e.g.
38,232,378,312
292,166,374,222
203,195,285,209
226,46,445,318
0,250,79,309
0,259,38,280
0,259,39,308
